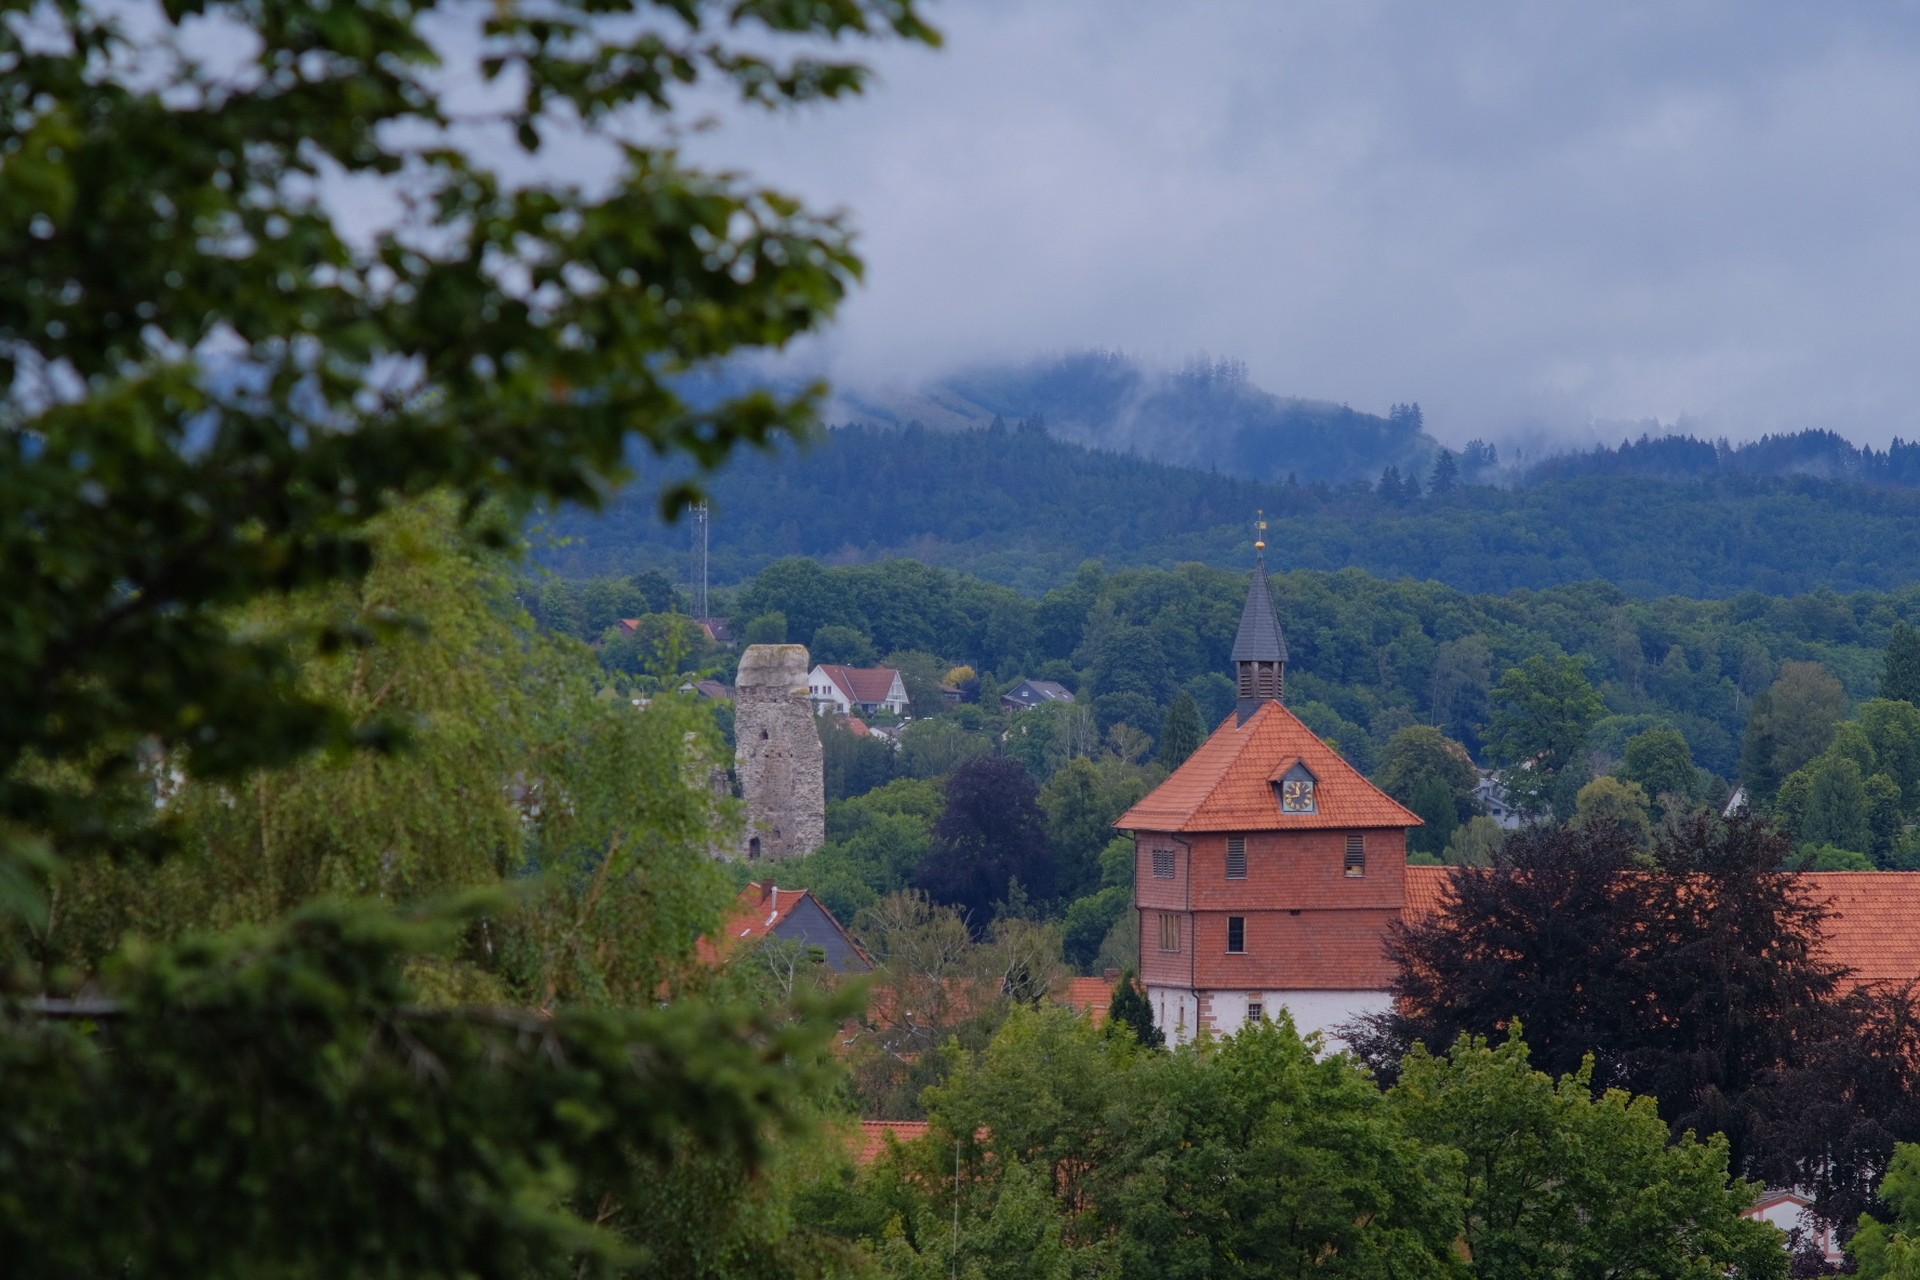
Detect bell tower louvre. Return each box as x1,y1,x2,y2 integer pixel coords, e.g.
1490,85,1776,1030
1117,530,1420,1046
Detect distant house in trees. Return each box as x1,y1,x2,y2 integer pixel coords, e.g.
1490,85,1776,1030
1742,1190,1841,1265
674,678,732,701
809,664,910,717
710,882,874,974
695,617,734,645
1475,769,1524,829
1001,679,1075,711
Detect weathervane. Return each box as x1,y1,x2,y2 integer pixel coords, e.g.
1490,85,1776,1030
1254,509,1267,558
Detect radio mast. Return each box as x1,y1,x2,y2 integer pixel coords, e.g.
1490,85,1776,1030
690,502,709,620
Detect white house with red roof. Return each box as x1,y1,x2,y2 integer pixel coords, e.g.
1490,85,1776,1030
808,664,909,717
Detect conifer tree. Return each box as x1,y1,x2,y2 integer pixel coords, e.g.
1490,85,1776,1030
1158,693,1204,769
1106,969,1165,1049
1429,449,1459,495
1884,622,1920,705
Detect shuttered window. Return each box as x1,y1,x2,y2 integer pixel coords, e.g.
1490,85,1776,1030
1152,849,1175,878
1225,836,1247,879
1158,913,1181,953
1345,833,1366,877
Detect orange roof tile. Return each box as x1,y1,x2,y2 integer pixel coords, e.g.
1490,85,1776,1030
1399,865,1920,991
1799,872,1920,989
696,882,873,968
1117,700,1421,833
854,1120,929,1165
1402,864,1454,922
819,665,902,705
1058,975,1116,1024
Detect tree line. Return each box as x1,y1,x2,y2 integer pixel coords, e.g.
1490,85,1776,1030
542,420,1920,597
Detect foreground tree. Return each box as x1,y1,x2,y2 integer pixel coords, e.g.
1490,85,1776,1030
1392,1033,1785,1280
1,898,854,1277
1853,1143,1920,1278
817,1008,1784,1280
1,0,935,899
1,0,936,1271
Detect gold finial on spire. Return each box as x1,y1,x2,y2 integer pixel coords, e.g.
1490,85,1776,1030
1254,509,1267,553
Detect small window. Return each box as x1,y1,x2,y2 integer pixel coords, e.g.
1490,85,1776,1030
1246,1000,1264,1025
1226,916,1245,953
1345,833,1366,877
1225,837,1247,880
1152,849,1175,878
1158,913,1181,953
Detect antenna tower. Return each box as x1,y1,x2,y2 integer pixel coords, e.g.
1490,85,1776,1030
690,502,710,620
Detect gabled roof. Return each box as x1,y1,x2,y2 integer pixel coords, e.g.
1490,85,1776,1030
1057,975,1116,1024
1230,561,1288,664
1117,699,1420,833
1003,679,1074,707
1401,865,1920,991
705,882,874,971
817,664,904,705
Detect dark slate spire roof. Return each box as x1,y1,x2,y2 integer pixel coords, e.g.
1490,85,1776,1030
1231,557,1289,664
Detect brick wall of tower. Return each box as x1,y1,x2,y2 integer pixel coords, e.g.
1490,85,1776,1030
1185,829,1408,912
1190,908,1403,990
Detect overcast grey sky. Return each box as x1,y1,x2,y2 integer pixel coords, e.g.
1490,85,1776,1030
680,1,1920,448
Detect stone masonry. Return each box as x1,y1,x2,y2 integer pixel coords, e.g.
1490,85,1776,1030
733,644,825,861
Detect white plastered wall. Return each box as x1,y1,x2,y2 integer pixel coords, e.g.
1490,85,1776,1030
1153,988,1393,1052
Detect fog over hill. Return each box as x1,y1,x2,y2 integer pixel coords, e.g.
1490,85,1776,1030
823,351,1440,487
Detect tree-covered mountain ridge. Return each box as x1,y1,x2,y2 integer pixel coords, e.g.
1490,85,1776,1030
826,349,1441,486
549,415,1920,598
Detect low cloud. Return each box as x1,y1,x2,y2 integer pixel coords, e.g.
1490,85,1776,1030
677,1,1920,448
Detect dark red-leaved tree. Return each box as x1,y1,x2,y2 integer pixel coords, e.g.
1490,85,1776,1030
914,755,1055,934
1355,815,1872,1184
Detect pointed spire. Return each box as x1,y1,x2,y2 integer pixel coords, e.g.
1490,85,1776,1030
1232,513,1287,718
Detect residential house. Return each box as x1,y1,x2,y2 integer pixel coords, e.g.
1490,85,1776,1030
712,881,873,974
1001,679,1075,711
1474,769,1524,829
809,664,910,717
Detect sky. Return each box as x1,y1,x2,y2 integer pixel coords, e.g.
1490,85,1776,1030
675,1,1920,449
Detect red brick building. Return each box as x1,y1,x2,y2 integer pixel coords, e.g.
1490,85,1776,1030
1122,547,1920,1046
1119,546,1421,1044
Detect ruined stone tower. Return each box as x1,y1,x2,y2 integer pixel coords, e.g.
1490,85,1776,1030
732,644,825,861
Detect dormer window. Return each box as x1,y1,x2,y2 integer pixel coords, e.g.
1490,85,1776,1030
1276,762,1318,815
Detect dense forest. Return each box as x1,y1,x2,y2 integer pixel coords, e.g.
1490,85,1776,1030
1532,428,1920,486
545,419,1920,597
542,553,1920,781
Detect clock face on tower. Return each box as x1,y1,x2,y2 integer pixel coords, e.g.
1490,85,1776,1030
1280,777,1317,814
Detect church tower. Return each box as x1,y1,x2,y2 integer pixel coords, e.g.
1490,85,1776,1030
1232,517,1288,716
1117,533,1420,1047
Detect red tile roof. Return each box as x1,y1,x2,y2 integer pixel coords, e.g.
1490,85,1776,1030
1058,976,1116,1025
818,665,902,705
854,1120,929,1165
1400,865,1920,991
1117,699,1421,833
1799,872,1920,989
698,882,872,968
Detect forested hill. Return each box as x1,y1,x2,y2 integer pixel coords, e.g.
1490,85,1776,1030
830,350,1440,486
1529,428,1920,486
545,420,1920,598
